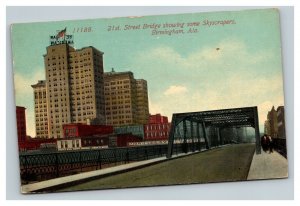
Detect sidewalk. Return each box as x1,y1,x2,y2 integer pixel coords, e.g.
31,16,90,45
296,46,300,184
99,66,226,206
247,150,288,180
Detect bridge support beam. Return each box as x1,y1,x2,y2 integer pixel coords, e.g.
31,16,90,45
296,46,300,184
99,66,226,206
219,127,224,145
202,122,209,149
253,107,261,154
167,115,176,158
183,120,188,153
197,122,201,151
191,121,195,152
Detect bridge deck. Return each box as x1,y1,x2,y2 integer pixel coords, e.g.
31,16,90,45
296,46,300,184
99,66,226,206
58,143,255,192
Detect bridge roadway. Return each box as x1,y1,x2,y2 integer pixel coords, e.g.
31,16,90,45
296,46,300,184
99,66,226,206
57,143,256,192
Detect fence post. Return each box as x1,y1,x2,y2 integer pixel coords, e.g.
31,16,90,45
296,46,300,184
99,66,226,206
55,153,59,178
126,148,129,164
160,145,162,157
80,151,82,172
114,148,117,166
97,150,102,169
145,148,148,160
24,155,28,182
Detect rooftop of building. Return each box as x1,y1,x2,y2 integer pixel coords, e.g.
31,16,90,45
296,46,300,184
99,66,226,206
104,68,134,77
45,43,104,55
31,80,46,88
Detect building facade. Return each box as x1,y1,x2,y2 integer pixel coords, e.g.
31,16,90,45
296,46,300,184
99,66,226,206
31,80,48,138
144,114,171,141
264,106,286,139
32,44,106,138
277,106,286,139
135,79,149,124
63,123,113,138
268,106,278,138
114,125,145,139
104,69,149,126
16,106,27,142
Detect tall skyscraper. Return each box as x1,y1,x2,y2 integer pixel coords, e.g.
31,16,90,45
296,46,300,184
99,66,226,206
33,43,105,138
104,69,149,126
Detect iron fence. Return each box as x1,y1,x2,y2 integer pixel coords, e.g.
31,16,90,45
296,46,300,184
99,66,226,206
19,142,210,183
20,144,168,183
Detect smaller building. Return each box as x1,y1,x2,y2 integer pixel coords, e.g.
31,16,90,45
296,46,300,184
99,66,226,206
114,125,144,139
277,106,286,139
63,123,113,138
81,135,109,149
19,137,57,151
144,114,171,141
109,134,142,147
57,137,82,151
16,106,27,143
149,113,168,124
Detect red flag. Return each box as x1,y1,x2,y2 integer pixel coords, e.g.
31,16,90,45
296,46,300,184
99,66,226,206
56,27,66,40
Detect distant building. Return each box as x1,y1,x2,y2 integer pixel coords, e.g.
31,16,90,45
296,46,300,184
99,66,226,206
264,106,286,139
114,125,145,139
57,137,81,151
31,80,48,138
277,106,286,139
108,134,142,147
264,120,271,136
135,79,149,124
81,136,109,149
104,69,149,126
16,106,27,142
63,123,113,138
267,106,278,138
149,113,168,124
19,138,57,151
144,114,171,141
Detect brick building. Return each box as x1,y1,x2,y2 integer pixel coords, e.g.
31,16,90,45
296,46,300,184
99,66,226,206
63,123,113,138
16,106,27,143
144,114,171,141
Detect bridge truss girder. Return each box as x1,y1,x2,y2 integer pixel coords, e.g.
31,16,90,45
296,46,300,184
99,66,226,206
167,106,260,158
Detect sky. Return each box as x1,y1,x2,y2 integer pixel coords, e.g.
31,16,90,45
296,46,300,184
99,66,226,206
11,8,285,137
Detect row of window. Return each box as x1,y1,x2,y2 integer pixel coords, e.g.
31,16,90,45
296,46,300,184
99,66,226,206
145,132,169,138
145,124,170,130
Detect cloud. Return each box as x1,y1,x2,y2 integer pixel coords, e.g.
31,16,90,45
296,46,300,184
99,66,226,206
133,38,275,76
148,74,284,130
149,100,163,115
131,38,284,131
14,69,45,98
164,85,187,96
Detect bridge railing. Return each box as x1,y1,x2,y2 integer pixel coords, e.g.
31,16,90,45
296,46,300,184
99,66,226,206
19,144,169,183
19,142,212,184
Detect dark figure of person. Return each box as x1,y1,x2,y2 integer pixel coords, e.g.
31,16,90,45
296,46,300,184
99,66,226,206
261,134,269,152
268,135,274,153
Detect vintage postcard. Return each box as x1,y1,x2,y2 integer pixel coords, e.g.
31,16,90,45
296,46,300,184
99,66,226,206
11,8,288,194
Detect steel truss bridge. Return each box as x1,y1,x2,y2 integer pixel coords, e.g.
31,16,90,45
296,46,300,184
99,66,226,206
167,106,261,158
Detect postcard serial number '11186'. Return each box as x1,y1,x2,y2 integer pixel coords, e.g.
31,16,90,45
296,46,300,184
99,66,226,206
72,27,92,33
